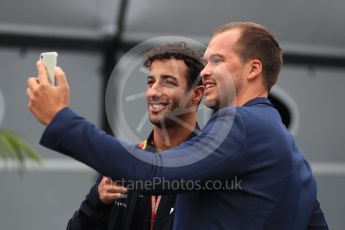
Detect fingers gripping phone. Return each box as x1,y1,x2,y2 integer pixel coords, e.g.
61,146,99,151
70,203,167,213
39,52,58,85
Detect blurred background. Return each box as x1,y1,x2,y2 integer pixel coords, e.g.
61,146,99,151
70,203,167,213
0,0,344,229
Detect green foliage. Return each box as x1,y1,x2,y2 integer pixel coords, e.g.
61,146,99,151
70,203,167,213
0,129,42,170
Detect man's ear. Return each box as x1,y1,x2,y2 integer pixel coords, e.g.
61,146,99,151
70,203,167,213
247,59,262,81
191,85,205,105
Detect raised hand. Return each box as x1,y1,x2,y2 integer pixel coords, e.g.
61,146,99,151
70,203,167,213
27,61,70,125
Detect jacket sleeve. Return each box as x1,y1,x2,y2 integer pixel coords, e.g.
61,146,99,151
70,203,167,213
40,107,247,194
66,177,113,230
307,200,329,230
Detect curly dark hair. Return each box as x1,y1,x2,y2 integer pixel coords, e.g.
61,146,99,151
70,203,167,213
143,42,204,90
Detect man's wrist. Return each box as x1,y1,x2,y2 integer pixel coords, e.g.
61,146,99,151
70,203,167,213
44,106,68,126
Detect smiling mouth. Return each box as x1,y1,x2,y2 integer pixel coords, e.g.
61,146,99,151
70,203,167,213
149,102,169,113
204,82,216,95
205,83,215,89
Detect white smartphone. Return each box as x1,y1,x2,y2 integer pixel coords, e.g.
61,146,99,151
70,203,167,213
39,52,58,85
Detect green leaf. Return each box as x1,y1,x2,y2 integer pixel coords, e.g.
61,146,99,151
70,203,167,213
0,129,42,170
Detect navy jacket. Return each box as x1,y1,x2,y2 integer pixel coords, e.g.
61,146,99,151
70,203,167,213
66,134,177,230
66,177,176,230
40,98,328,229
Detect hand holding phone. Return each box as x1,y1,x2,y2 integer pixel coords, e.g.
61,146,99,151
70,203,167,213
28,53,70,125
39,52,58,85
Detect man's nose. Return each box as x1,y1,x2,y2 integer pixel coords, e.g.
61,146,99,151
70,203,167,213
147,82,163,99
200,64,211,79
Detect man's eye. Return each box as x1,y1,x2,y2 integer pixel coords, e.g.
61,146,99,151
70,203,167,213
165,80,176,86
211,58,221,64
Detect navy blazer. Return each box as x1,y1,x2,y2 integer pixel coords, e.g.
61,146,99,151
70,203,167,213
40,98,328,229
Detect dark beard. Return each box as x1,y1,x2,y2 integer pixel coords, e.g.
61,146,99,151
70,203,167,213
149,113,179,128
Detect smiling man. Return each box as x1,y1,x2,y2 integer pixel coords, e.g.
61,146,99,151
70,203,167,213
66,42,204,230
27,22,328,229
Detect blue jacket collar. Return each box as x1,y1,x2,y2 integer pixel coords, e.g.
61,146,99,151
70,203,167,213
243,97,273,107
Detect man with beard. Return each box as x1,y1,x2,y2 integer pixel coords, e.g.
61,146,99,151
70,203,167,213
66,42,204,230
27,22,328,229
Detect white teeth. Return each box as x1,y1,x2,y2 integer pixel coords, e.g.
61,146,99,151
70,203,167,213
205,84,214,89
153,104,162,109
151,104,165,111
